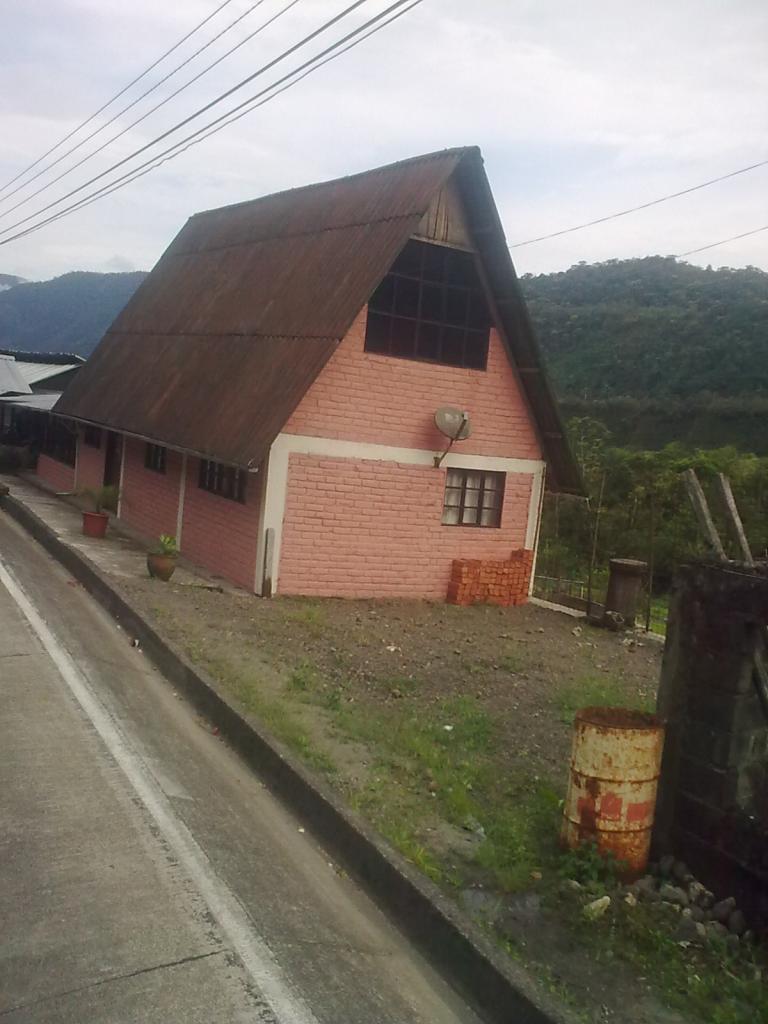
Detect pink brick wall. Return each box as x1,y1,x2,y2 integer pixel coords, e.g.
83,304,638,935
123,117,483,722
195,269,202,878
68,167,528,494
36,454,75,493
180,457,261,591
278,453,533,599
75,436,105,492
283,310,541,460
119,437,182,541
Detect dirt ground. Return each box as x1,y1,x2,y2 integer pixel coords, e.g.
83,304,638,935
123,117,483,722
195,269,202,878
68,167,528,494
120,581,661,793
116,576,715,1023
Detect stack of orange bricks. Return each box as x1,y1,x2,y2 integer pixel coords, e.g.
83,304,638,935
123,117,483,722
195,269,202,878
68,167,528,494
447,549,534,607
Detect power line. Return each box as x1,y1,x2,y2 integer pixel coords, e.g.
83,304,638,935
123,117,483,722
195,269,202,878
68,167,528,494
0,0,375,241
0,0,237,196
0,0,423,248
0,0,304,221
510,158,768,248
0,0,273,209
675,224,768,258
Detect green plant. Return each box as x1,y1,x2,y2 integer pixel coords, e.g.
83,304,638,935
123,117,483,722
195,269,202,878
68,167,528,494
555,675,653,725
558,839,625,887
81,484,118,514
151,534,178,556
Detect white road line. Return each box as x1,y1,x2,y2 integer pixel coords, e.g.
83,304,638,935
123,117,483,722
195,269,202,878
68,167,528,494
0,557,319,1024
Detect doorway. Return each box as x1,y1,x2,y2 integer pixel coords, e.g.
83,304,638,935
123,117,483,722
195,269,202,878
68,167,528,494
103,431,123,489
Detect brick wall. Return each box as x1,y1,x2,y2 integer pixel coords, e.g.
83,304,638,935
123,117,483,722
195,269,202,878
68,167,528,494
448,550,534,607
180,457,261,591
36,454,75,493
119,437,182,541
278,453,533,599
75,436,105,492
284,310,541,461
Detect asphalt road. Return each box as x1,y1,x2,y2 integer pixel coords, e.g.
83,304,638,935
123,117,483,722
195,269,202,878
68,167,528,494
0,511,482,1024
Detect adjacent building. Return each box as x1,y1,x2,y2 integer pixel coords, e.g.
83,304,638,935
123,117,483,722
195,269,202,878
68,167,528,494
50,147,580,600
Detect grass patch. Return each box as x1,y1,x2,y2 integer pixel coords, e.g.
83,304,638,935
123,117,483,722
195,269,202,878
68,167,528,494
475,784,561,890
286,601,327,637
555,674,654,724
564,897,768,1024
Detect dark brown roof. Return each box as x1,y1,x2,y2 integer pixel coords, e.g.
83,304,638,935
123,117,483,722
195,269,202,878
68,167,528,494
56,147,582,493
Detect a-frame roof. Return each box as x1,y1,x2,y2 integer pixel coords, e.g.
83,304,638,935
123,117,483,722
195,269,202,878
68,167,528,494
56,147,582,493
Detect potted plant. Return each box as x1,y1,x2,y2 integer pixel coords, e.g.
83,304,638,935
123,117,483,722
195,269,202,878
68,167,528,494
81,485,118,538
147,534,179,582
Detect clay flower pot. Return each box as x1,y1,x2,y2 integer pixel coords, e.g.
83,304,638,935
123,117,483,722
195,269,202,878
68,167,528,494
147,552,177,582
82,510,109,539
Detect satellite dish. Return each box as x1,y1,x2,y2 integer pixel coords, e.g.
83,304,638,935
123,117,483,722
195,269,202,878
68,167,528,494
435,406,471,441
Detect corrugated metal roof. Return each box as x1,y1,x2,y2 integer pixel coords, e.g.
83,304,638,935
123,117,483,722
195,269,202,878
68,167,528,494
56,148,582,493
0,355,32,396
0,348,86,365
0,391,61,411
14,362,80,385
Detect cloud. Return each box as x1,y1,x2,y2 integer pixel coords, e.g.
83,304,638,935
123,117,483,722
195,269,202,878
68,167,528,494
0,0,765,280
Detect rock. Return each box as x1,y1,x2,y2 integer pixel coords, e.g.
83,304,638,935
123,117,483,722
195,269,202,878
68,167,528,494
687,880,706,904
459,888,502,922
530,870,543,882
699,888,715,910
583,895,611,920
689,905,707,923
561,879,583,894
706,921,729,943
743,930,755,945
631,875,659,902
497,891,542,938
728,909,747,936
624,892,637,907
659,883,689,908
672,860,690,883
726,933,741,954
677,915,706,944
659,854,675,878
712,896,736,924
572,626,583,637
603,610,625,631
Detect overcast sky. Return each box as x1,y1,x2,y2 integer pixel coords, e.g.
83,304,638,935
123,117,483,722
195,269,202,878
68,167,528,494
1,0,766,281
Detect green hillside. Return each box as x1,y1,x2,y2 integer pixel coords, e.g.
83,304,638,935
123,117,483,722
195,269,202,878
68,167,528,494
520,256,768,399
0,257,765,450
519,257,768,451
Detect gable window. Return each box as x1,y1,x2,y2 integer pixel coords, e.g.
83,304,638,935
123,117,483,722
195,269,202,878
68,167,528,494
198,459,247,503
365,239,491,370
442,468,504,527
83,425,102,449
144,442,167,474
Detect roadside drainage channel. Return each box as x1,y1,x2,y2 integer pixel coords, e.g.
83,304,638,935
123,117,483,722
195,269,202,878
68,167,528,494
0,490,569,1024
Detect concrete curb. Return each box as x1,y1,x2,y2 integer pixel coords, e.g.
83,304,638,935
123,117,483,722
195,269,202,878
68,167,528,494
1,491,570,1024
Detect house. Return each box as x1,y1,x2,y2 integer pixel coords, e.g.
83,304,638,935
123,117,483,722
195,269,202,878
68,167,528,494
0,350,84,481
53,147,581,601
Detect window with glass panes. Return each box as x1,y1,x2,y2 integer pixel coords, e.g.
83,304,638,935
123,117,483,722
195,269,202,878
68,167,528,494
144,442,166,474
198,459,247,503
365,239,491,369
442,469,505,527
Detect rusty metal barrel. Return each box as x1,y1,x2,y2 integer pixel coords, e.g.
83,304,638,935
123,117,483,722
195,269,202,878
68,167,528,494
603,558,647,627
562,707,665,878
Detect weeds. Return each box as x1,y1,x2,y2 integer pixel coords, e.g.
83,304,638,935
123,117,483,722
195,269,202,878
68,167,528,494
555,674,653,724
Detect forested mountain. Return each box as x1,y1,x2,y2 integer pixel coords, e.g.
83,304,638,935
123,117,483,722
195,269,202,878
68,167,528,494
520,257,768,451
0,257,765,449
0,273,26,292
520,257,768,400
0,271,146,355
